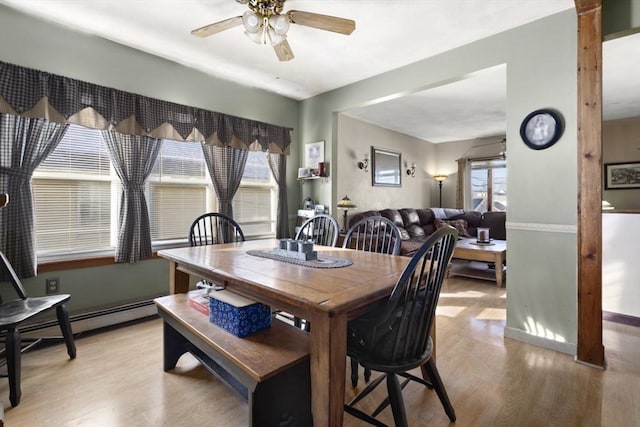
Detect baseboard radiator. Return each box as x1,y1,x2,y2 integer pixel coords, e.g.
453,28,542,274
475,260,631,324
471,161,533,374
20,299,158,338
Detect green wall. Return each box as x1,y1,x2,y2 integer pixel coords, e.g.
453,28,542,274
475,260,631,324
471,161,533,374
301,10,579,353
19,259,170,313
0,6,300,315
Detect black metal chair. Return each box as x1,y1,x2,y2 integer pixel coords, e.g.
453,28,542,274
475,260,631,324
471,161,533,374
189,213,245,290
0,250,76,407
344,226,458,427
343,216,401,387
295,213,339,247
290,214,339,329
189,212,246,246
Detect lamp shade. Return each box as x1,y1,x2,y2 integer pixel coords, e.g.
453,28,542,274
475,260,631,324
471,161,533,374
433,174,448,182
337,195,357,209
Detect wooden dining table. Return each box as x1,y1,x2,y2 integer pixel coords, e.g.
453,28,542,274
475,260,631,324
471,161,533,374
158,239,410,426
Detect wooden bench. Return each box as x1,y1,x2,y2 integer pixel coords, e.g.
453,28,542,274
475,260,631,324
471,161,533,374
154,294,311,427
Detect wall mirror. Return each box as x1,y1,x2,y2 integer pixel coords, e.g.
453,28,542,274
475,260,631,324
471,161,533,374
371,147,401,187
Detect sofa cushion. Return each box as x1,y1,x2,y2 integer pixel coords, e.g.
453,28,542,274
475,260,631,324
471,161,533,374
449,210,482,239
349,210,381,228
450,211,482,228
399,209,420,226
416,209,435,226
380,209,403,226
421,224,437,236
481,211,506,240
406,224,425,238
434,218,472,237
431,208,465,219
399,239,425,257
380,209,410,240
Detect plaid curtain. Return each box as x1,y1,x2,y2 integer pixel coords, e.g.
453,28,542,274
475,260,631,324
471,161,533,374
0,61,292,153
102,131,162,263
202,145,247,218
268,152,289,239
0,114,68,278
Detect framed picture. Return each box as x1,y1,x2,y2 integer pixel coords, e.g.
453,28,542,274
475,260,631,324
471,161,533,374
605,161,640,190
519,109,564,150
304,141,324,170
371,146,401,187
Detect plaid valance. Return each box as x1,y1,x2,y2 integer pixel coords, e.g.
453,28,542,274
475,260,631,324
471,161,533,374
0,61,292,154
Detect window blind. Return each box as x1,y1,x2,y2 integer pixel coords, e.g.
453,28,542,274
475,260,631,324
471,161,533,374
148,140,210,242
33,124,113,255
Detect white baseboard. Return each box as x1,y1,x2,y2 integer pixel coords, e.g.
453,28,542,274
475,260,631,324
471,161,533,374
504,326,576,355
22,300,158,338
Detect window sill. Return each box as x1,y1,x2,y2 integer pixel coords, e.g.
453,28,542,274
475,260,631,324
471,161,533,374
37,237,274,272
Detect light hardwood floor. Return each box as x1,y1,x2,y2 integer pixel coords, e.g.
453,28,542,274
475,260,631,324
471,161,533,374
2,277,639,426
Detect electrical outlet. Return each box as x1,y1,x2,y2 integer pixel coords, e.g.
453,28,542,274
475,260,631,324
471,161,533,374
46,278,60,294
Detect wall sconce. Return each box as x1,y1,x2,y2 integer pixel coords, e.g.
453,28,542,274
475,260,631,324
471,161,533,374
433,174,448,207
357,156,368,172
406,163,416,178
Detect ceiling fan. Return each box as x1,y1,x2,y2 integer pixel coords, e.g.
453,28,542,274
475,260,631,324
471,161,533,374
191,0,356,61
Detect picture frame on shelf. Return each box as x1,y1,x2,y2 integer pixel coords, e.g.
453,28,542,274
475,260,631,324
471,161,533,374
304,141,324,173
298,168,311,179
604,161,640,190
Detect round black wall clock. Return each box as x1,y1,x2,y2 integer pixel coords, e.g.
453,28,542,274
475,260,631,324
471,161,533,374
520,109,564,150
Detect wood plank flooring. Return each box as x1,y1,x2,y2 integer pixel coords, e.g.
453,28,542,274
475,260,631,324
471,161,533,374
2,277,639,426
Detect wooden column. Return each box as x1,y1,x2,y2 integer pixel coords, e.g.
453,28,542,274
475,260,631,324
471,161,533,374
575,0,605,367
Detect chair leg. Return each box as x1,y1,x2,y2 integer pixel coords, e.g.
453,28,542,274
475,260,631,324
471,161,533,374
421,359,456,422
6,328,22,407
56,304,76,359
350,357,359,387
386,373,408,427
364,367,372,383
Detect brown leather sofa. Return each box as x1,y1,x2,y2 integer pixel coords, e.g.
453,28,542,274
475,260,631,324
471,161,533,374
349,208,506,257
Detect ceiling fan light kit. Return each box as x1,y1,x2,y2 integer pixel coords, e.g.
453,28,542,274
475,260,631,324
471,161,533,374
192,0,355,61
242,9,290,46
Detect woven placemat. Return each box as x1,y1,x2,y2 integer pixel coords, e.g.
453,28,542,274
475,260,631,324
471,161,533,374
247,249,353,269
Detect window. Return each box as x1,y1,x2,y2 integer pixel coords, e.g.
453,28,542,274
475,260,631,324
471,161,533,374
233,151,277,238
148,140,211,244
33,125,115,256
33,128,278,258
470,159,506,213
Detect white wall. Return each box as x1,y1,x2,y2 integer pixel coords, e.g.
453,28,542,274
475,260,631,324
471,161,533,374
603,213,640,318
300,10,579,353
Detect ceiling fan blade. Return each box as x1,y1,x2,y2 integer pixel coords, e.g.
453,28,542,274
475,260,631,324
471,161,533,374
288,10,355,35
191,16,243,38
274,39,295,62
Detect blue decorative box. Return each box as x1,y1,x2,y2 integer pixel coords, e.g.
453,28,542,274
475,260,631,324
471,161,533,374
208,290,272,338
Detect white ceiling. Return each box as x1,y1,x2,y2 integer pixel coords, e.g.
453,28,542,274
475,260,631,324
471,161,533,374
1,0,637,143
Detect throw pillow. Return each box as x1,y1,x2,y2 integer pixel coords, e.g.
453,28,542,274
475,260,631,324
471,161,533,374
434,218,472,237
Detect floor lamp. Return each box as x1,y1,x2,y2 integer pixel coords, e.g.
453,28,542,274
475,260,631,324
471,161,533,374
337,195,357,232
433,174,448,207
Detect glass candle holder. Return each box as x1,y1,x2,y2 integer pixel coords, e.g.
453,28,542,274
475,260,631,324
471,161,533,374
477,227,490,243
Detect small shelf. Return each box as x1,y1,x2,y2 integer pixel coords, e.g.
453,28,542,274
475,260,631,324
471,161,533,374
298,176,329,183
